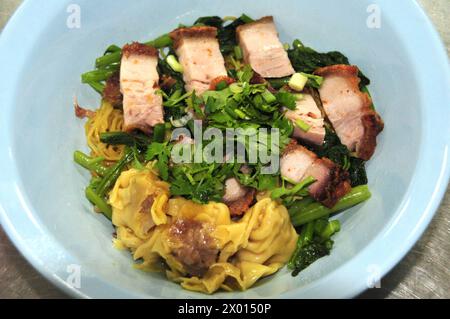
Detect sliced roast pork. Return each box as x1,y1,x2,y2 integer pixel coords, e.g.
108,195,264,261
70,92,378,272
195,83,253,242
281,141,351,208
236,16,294,78
170,26,227,94
315,65,384,160
284,93,326,146
222,177,255,217
120,42,163,133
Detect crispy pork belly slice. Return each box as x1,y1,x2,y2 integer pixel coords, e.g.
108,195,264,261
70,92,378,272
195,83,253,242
236,16,294,78
120,42,163,134
280,143,317,184
284,94,326,146
222,178,255,217
281,142,351,208
305,158,352,207
315,65,384,160
103,73,123,107
170,26,227,94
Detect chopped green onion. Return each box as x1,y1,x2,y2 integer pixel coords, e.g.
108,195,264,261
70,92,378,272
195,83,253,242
234,109,249,119
261,90,277,104
166,55,183,73
289,73,308,91
234,45,243,60
296,118,311,132
294,93,304,101
283,43,290,51
229,83,243,94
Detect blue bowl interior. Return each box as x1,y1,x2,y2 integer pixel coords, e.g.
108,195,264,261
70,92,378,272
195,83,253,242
1,0,449,298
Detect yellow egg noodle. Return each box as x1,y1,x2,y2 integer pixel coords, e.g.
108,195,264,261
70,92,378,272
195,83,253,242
109,166,298,294
85,101,125,161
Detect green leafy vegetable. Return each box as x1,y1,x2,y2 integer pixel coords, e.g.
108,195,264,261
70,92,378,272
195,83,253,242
276,92,297,110
288,39,370,88
145,142,171,181
194,14,254,55
271,176,315,200
316,129,368,187
288,217,340,276
290,241,332,276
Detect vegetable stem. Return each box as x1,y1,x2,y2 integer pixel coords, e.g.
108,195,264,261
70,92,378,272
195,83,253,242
95,51,122,68
81,68,117,83
96,149,133,197
95,34,172,68
319,220,341,241
144,33,173,48
100,131,151,146
84,81,105,94
85,186,112,220
73,151,109,176
290,185,371,226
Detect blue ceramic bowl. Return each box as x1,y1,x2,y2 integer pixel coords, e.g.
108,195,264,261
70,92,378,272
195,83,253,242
1,0,449,298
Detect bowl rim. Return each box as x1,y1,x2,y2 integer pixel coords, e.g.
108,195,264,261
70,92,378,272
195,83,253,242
0,0,449,299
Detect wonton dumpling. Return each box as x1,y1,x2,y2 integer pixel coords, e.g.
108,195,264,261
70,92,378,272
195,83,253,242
110,169,298,294
109,167,170,240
